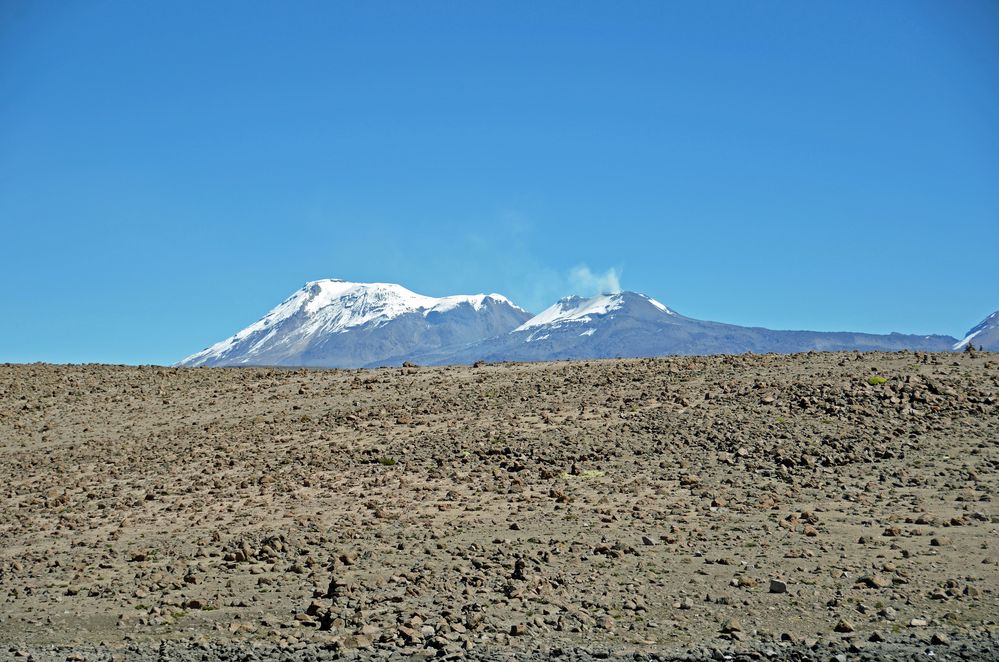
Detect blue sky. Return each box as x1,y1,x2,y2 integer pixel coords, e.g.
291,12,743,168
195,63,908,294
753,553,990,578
2,1,997,364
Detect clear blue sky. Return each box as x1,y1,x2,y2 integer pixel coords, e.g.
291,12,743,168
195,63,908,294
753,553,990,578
2,1,997,365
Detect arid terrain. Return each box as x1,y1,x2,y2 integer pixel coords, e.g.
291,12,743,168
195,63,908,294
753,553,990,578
1,351,997,661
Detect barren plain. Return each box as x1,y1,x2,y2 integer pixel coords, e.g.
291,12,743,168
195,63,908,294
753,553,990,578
1,351,997,661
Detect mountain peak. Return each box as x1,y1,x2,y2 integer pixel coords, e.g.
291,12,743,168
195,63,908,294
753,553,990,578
298,279,525,315
516,293,623,332
954,311,999,350
179,278,531,367
515,291,675,332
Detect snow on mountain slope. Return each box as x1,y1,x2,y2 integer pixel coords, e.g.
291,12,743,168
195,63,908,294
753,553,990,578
408,291,689,362
179,279,984,368
954,311,999,351
179,279,530,368
516,293,674,332
409,290,961,365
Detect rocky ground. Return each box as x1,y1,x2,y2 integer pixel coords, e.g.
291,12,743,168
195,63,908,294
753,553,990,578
1,351,997,661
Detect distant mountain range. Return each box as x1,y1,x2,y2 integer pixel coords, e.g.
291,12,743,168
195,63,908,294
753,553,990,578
178,279,997,368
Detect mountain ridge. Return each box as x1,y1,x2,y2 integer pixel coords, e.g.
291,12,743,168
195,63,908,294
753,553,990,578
410,291,961,366
178,279,993,368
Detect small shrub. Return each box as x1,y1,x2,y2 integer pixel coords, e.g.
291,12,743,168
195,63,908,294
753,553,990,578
868,376,888,386
378,457,397,466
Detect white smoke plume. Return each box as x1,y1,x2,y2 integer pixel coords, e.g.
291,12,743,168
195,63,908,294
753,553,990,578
568,265,622,296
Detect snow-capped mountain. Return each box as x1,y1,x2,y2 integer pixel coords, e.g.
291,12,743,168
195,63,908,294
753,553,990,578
410,291,958,365
178,279,532,368
179,280,988,368
954,311,999,351
514,292,676,335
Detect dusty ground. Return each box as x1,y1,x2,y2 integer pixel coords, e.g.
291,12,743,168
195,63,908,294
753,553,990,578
1,351,997,661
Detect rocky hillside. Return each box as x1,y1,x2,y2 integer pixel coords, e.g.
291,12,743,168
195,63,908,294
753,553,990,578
2,352,997,660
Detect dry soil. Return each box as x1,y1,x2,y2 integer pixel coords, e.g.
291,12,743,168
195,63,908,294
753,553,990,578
1,351,997,661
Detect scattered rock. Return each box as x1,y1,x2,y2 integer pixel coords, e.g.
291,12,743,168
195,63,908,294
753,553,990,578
339,634,372,649
857,574,892,589
1,357,995,659
834,619,855,633
721,618,742,634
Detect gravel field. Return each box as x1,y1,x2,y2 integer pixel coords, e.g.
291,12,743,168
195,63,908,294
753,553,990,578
1,351,997,660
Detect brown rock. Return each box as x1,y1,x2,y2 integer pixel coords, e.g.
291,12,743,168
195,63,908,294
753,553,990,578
339,634,372,649
857,574,892,589
721,618,742,633
834,619,855,633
